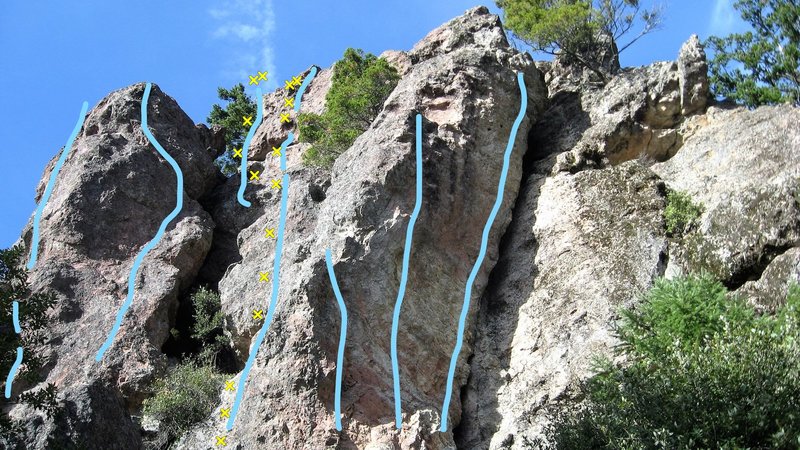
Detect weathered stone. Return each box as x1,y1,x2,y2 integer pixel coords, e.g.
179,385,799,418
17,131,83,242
459,162,668,448
177,6,546,449
653,105,800,288
10,83,217,448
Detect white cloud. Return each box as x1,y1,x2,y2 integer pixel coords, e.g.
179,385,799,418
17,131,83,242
209,0,278,90
708,0,738,36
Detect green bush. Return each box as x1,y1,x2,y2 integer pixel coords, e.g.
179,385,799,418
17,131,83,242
546,275,800,449
299,48,399,167
189,286,229,367
142,361,224,444
664,189,702,237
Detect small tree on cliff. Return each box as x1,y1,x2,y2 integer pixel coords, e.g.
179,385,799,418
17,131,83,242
496,0,661,80
707,0,800,107
1,246,58,443
299,48,400,167
208,83,258,176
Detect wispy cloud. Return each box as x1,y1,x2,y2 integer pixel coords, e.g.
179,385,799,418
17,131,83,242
209,0,278,90
707,0,738,37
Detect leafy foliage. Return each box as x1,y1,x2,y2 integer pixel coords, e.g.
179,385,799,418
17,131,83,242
207,83,258,176
188,286,229,368
547,275,800,449
707,0,800,107
299,48,400,167
496,0,661,79
664,189,703,237
142,361,224,445
1,246,59,444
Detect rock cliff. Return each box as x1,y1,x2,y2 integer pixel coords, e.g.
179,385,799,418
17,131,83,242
5,6,798,450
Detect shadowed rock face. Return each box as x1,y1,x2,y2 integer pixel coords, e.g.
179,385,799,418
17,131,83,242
7,6,800,450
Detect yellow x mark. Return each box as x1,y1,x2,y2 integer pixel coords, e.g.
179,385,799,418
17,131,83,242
291,75,302,87
248,75,259,85
271,179,282,189
220,408,231,418
232,148,242,158
280,113,291,123
249,170,260,181
224,380,235,391
284,80,294,91
265,228,276,238
215,435,227,446
284,98,295,108
272,146,281,157
252,309,264,320
259,272,269,282
257,70,268,81
242,115,253,126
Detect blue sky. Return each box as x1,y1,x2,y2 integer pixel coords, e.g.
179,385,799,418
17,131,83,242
0,0,744,248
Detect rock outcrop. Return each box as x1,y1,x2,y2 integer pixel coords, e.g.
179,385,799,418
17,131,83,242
11,83,220,448
5,5,799,450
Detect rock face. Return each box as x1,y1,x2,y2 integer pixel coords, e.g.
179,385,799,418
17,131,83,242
10,83,219,448
6,6,800,450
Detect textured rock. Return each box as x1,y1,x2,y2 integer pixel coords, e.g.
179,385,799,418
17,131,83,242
249,66,333,164
10,83,218,448
178,6,546,449
531,36,709,174
652,105,800,288
459,162,668,449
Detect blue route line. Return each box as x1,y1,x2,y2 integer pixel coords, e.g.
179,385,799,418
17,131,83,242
4,348,23,399
9,101,87,398
390,113,424,428
27,101,88,270
325,249,348,431
237,87,264,208
439,72,528,431
226,67,318,431
95,82,185,362
12,301,20,334
4,302,23,398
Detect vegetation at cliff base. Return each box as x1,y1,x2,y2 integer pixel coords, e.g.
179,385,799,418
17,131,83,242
142,361,224,447
1,245,59,444
546,275,800,449
299,48,400,167
707,0,800,107
208,83,258,176
496,0,661,79
664,189,703,237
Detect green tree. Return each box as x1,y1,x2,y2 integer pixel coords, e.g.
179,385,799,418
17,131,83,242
299,48,400,167
496,0,661,79
707,0,800,107
207,84,258,176
546,275,800,449
1,246,58,444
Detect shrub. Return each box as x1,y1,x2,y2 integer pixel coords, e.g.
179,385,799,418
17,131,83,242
299,48,399,167
189,286,229,368
142,361,224,444
664,189,702,237
546,275,800,449
707,0,800,107
496,0,661,80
